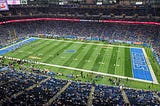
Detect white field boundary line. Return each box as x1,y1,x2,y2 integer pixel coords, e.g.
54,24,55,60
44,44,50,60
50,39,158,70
0,37,36,51
1,56,158,84
130,49,134,79
36,37,141,49
142,48,158,84
37,62,157,84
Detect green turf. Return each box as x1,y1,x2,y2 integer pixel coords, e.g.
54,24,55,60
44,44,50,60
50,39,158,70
145,47,160,83
2,37,159,92
63,44,87,66
108,47,118,74
3,38,136,78
115,47,124,76
76,45,95,69
124,48,133,77
91,48,106,71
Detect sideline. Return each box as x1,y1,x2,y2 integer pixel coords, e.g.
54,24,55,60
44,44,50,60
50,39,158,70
0,37,37,55
142,48,158,84
0,37,36,51
37,37,141,49
1,56,158,84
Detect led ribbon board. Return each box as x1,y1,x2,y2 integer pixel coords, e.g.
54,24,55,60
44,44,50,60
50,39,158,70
7,0,20,5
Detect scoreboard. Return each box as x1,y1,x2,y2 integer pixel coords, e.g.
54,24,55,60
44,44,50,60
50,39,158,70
0,0,9,11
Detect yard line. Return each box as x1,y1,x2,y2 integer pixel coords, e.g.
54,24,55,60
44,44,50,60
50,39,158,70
69,44,92,67
83,45,101,70
108,47,118,74
63,44,85,66
91,47,105,72
76,45,95,69
115,47,125,76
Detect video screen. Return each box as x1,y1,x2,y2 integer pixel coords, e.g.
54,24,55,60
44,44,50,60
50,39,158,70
0,0,9,11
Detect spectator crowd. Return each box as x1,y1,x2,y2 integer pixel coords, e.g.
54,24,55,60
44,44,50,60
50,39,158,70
0,60,160,105
0,21,159,63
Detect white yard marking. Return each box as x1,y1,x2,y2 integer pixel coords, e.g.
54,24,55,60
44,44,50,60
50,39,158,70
114,64,120,67
38,54,43,56
19,51,24,53
99,62,104,65
85,60,90,62
28,52,33,54
73,58,78,61
61,56,66,59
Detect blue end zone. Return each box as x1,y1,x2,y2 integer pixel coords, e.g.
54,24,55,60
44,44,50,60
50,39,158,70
0,37,37,55
130,48,153,81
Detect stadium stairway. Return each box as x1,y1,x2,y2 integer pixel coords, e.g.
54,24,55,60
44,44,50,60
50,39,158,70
1,74,51,103
10,76,51,100
0,70,17,86
87,86,95,106
121,88,130,105
153,92,160,103
0,78,16,86
45,81,72,106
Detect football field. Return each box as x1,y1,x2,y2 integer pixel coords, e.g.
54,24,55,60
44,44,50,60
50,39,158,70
0,37,159,89
2,38,158,83
0,38,157,83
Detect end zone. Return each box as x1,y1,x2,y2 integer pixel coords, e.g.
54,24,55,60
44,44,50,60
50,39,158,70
130,48,158,84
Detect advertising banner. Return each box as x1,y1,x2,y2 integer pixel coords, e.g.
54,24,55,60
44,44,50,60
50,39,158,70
20,0,27,4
